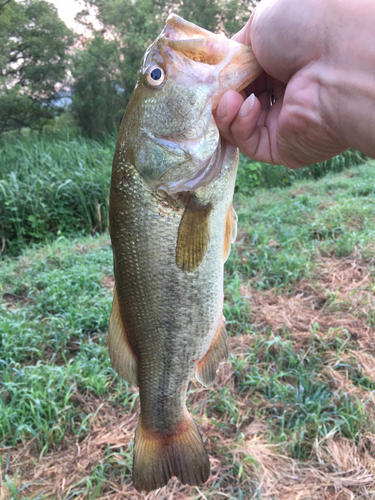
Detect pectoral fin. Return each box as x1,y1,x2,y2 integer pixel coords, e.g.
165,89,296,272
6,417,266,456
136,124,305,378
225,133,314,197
223,203,237,263
108,287,138,386
176,196,212,273
195,319,228,386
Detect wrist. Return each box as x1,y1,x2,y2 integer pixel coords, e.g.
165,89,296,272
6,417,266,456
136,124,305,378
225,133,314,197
319,0,375,157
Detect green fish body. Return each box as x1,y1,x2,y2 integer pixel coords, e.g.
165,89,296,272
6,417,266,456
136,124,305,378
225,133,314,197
108,14,261,492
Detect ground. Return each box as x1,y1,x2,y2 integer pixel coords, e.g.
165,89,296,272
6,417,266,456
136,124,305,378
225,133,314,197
1,162,375,499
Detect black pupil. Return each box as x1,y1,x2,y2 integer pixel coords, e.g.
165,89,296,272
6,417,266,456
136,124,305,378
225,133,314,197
150,68,162,81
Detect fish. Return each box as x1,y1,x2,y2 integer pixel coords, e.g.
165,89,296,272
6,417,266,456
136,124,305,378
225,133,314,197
108,14,261,492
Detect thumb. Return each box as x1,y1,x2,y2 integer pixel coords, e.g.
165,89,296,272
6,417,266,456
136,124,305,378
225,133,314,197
231,15,253,45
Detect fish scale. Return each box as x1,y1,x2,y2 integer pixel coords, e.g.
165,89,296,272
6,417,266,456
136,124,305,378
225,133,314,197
108,13,261,492
110,155,235,426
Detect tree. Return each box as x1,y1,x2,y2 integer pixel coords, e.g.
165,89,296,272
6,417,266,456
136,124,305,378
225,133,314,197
70,34,125,138
0,0,74,133
70,0,166,137
71,0,259,137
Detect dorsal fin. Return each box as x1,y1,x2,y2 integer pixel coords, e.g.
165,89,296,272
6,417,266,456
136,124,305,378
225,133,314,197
223,203,237,263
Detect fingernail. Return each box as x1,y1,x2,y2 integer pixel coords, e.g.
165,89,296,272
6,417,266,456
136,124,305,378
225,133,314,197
216,92,228,119
238,93,255,118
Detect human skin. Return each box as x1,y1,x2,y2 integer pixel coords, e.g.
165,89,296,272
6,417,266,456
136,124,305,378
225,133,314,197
215,0,375,169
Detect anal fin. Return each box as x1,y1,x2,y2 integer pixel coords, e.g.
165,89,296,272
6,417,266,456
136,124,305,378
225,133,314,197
195,319,228,386
108,286,138,386
223,202,237,263
176,195,212,273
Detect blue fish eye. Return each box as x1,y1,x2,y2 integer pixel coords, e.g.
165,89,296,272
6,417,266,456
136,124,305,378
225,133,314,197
151,68,162,80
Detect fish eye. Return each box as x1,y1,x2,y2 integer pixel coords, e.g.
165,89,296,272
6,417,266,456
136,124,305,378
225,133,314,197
146,65,165,87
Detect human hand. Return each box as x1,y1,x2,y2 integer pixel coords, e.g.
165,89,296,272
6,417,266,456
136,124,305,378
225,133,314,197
215,0,375,168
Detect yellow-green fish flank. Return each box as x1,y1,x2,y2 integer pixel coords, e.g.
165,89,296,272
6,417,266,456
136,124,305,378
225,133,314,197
108,14,261,492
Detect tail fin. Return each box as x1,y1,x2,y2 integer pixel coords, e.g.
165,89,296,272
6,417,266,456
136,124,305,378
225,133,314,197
133,413,210,492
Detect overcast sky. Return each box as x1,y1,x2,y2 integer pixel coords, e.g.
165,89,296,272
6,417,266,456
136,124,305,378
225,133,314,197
47,0,87,32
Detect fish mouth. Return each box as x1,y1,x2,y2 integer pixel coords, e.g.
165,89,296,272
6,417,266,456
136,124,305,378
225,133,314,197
160,14,262,105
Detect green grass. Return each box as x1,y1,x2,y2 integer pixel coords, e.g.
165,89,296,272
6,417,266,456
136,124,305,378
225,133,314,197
231,162,375,290
0,234,138,449
231,333,367,459
0,133,114,255
235,148,366,196
0,131,366,256
1,158,375,498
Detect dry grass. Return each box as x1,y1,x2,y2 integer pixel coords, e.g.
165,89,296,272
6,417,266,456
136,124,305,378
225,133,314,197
4,406,375,499
241,256,375,351
2,256,375,499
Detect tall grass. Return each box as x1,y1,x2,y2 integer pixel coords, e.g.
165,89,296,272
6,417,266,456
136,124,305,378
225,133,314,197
0,133,114,255
0,131,367,255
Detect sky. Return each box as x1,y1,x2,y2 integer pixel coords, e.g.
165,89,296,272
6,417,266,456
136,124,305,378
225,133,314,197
47,0,92,32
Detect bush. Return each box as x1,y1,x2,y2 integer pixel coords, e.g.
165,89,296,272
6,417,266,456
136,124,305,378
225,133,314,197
236,149,367,195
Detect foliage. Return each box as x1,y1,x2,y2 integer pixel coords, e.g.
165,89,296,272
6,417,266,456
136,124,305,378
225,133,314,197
0,0,74,133
0,133,113,254
71,0,259,137
236,149,368,196
70,34,125,138
175,0,258,34
235,155,262,196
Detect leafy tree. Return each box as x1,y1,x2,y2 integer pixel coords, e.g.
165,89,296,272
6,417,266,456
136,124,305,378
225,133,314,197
71,34,125,138
71,0,260,138
0,0,74,133
71,0,165,137
173,0,259,34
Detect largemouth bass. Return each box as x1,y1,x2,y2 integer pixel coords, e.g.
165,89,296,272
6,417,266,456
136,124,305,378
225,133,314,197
108,14,261,492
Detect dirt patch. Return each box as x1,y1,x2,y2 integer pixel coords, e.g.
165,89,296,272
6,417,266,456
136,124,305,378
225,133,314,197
4,399,375,500
238,422,375,500
1,292,29,310
241,256,375,352
317,256,372,294
103,275,115,291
